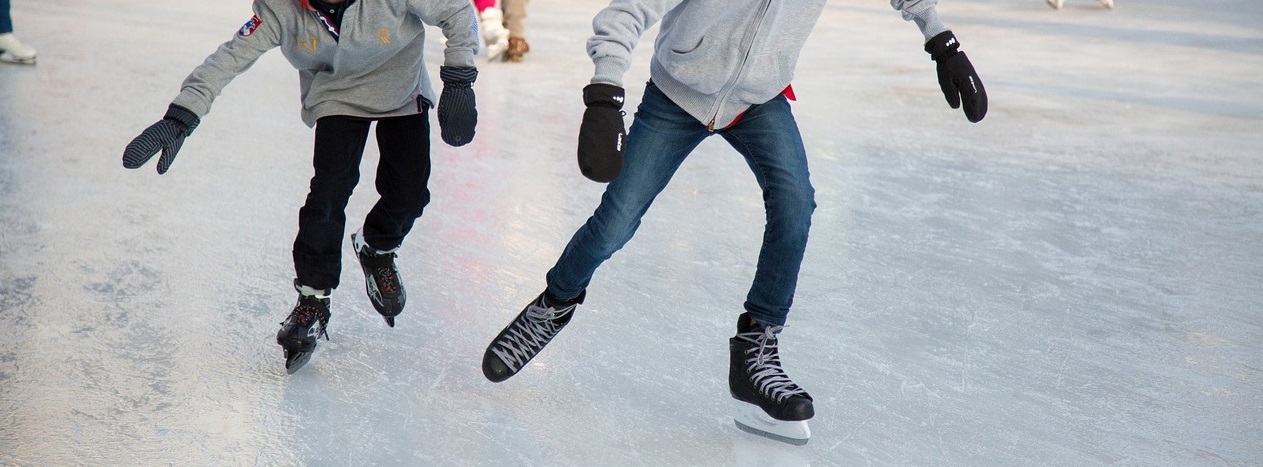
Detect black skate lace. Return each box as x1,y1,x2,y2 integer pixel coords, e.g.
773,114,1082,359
740,326,807,402
362,251,400,294
374,264,399,294
284,298,330,340
491,300,575,371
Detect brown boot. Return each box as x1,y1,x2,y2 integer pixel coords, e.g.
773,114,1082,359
505,37,529,63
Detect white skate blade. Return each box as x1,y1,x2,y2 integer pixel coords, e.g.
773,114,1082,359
732,400,810,445
0,53,36,65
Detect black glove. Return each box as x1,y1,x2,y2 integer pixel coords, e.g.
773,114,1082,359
925,31,987,123
577,83,626,183
438,66,478,146
122,104,201,174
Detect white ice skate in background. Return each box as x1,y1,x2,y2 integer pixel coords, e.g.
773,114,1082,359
0,33,37,65
479,7,510,62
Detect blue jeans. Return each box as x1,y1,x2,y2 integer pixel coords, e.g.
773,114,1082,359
546,82,815,326
1,0,13,34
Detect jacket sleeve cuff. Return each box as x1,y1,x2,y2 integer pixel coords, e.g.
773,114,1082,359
170,93,211,119
443,48,476,68
590,56,630,87
908,6,948,40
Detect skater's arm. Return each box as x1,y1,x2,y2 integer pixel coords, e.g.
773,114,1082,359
890,0,948,40
171,0,283,118
409,0,479,68
896,0,986,122
587,0,684,87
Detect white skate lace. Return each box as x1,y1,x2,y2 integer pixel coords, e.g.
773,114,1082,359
741,326,808,402
491,300,575,371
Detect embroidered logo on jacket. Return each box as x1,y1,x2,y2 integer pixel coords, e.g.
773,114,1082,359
299,36,319,52
239,15,262,36
378,29,391,45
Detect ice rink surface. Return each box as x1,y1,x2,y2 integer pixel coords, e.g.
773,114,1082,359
2,0,1261,465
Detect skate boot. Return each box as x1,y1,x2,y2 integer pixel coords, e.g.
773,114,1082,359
1045,0,1064,9
0,33,37,65
504,37,529,63
352,229,405,327
276,281,332,374
479,7,511,61
729,313,814,445
482,290,585,382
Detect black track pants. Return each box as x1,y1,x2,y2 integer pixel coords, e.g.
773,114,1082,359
292,112,432,290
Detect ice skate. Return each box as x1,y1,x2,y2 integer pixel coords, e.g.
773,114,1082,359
1045,0,1064,9
504,37,529,63
481,290,585,382
479,7,510,62
352,229,405,327
729,313,813,445
276,281,332,374
0,33,37,65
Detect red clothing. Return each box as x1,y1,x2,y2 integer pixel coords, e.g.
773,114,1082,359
719,85,796,130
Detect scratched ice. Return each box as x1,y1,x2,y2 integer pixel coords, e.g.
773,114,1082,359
1,0,1260,465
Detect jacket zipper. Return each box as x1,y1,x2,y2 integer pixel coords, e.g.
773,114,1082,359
705,0,773,131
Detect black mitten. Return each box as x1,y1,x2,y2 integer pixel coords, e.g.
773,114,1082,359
438,66,478,146
925,31,987,123
122,104,201,174
577,83,626,183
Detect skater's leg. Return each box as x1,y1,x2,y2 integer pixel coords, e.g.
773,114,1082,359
483,82,708,382
718,100,815,442
478,5,510,61
718,95,815,327
346,111,429,325
363,111,432,250
546,81,710,300
293,116,372,291
501,0,529,61
502,0,528,37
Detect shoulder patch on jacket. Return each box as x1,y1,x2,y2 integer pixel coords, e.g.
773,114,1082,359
239,15,262,36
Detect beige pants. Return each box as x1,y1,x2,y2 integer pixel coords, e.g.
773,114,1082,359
501,0,528,38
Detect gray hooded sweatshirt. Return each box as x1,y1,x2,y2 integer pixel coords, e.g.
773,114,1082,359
171,0,479,127
587,0,948,129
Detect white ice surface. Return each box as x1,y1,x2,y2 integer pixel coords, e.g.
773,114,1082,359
1,0,1261,465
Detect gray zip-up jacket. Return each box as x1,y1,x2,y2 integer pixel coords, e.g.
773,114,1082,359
588,0,948,129
172,0,479,127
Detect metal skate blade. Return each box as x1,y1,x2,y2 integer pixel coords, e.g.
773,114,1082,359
0,55,36,65
383,315,395,327
733,400,810,445
284,349,314,374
